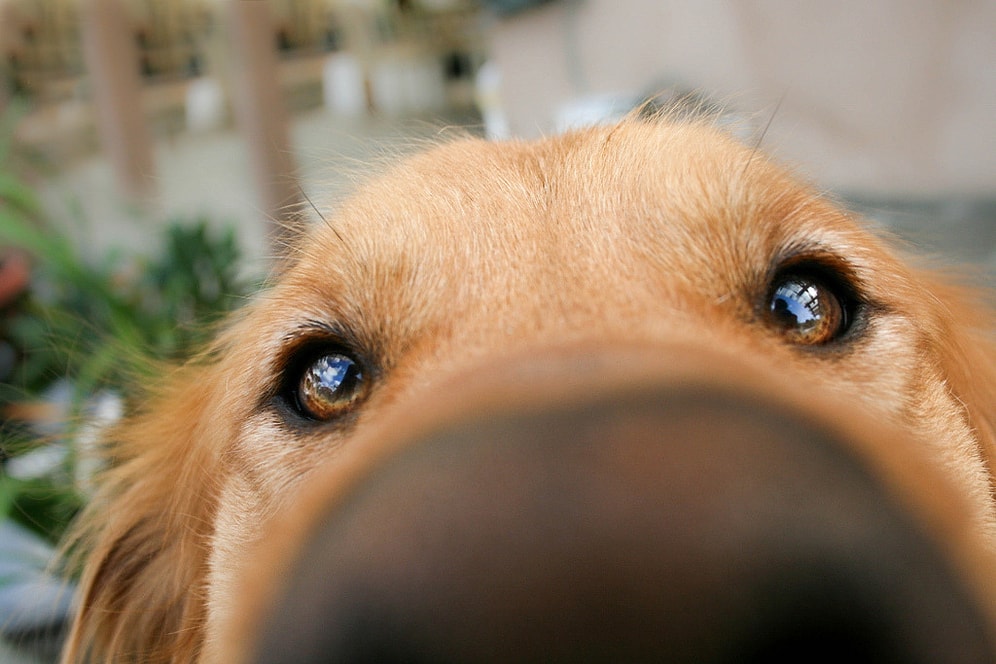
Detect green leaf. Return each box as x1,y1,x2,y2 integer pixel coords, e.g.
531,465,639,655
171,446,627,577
0,171,42,216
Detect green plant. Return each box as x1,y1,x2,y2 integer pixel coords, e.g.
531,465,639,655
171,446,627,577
2,217,247,400
0,140,251,543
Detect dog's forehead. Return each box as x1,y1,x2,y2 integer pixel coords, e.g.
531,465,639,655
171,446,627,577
298,123,842,283
326,120,796,236
267,121,869,355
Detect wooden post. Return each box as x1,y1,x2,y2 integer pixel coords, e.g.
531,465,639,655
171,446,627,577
225,0,301,254
80,0,155,202
0,3,19,111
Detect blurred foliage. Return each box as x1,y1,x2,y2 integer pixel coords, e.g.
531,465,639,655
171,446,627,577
0,122,250,544
1,217,246,402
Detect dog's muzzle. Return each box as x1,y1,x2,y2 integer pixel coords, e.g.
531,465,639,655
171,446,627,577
249,348,994,663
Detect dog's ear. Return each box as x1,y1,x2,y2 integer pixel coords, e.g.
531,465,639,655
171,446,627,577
61,365,226,663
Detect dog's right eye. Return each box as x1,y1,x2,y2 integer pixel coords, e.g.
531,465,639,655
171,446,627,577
291,351,367,422
764,267,854,346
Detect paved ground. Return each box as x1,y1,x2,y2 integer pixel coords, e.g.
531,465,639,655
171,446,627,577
34,109,484,277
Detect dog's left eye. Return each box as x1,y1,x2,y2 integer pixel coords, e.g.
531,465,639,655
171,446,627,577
293,352,367,421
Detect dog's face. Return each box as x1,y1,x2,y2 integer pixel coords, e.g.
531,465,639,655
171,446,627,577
64,120,996,662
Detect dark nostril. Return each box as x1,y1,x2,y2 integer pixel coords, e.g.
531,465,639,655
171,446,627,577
251,385,993,664
735,567,929,664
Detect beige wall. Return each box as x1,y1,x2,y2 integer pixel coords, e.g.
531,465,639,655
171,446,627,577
488,0,996,197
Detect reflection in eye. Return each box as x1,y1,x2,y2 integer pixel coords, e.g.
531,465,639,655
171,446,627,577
772,281,821,328
296,352,365,421
767,274,846,345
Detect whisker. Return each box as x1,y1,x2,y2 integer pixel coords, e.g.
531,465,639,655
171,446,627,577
741,91,786,180
299,185,347,247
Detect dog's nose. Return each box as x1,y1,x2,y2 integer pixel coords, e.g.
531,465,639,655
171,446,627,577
250,379,993,663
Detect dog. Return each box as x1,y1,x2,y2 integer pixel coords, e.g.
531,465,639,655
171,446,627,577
60,117,996,662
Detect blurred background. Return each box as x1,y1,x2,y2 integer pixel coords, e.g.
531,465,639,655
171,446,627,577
0,1,993,661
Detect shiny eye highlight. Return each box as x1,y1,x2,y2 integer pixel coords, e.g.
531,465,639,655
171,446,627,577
294,351,366,421
766,271,850,345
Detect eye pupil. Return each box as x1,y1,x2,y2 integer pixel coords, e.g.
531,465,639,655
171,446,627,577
297,352,364,421
767,274,847,345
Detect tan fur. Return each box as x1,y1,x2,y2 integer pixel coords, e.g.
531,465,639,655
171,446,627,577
60,119,996,662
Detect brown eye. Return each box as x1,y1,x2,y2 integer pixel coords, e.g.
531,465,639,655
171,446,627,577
767,273,847,345
296,352,366,421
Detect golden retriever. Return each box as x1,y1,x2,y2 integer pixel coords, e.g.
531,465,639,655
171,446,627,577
60,118,996,662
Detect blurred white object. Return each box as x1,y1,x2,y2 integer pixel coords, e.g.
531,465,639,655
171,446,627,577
185,77,226,132
475,60,511,140
0,521,77,661
5,445,66,482
323,53,368,117
370,57,407,115
5,382,121,495
554,93,639,133
406,55,448,114
73,390,123,494
371,52,447,116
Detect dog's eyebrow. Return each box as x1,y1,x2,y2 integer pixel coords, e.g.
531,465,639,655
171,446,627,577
280,319,357,346
766,241,894,316
771,241,859,281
